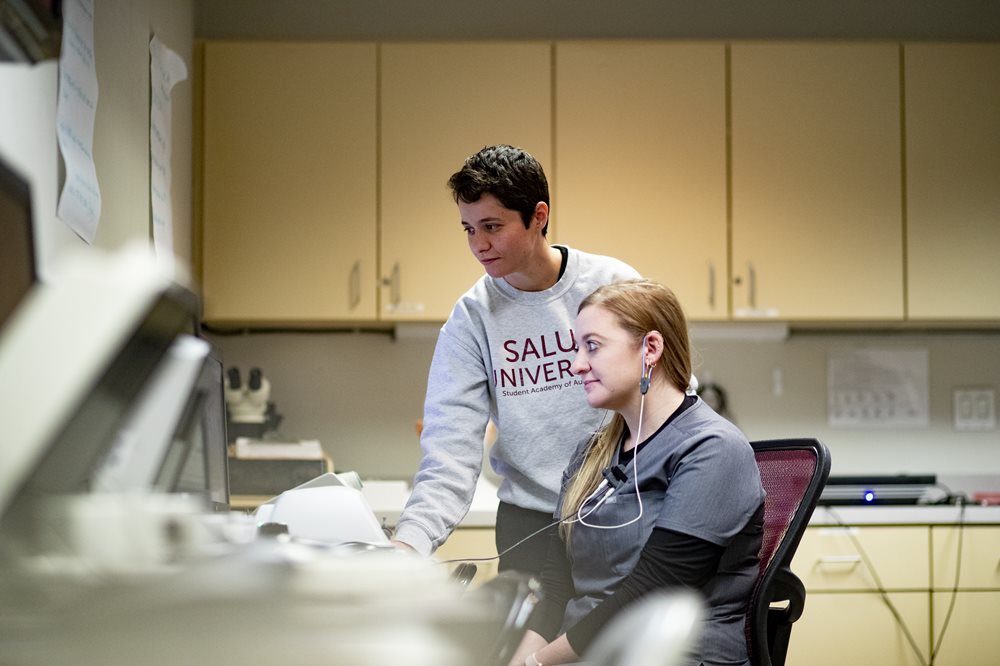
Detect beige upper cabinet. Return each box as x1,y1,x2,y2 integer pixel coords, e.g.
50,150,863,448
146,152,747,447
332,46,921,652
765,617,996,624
904,44,1000,320
554,42,728,320
200,42,377,325
380,42,552,322
730,43,904,320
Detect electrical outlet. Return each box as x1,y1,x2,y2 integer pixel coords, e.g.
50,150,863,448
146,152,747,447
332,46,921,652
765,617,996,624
953,388,996,431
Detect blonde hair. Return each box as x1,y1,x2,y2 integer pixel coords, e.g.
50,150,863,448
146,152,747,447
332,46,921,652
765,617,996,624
560,280,692,541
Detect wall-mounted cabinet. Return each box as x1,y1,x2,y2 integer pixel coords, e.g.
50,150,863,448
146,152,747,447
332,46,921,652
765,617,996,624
197,40,998,327
553,41,728,320
380,42,551,321
200,42,378,325
904,44,1000,320
730,43,904,320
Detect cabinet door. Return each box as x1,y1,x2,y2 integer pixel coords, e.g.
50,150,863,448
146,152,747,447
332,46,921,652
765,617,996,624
380,43,552,321
905,44,1000,320
930,591,1000,665
730,43,903,320
929,527,1000,665
786,592,929,666
792,526,929,591
201,42,377,324
554,42,728,320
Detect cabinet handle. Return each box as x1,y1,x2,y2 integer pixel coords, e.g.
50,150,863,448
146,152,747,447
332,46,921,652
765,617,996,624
748,262,757,309
817,555,862,567
708,262,716,310
381,262,401,308
349,260,361,310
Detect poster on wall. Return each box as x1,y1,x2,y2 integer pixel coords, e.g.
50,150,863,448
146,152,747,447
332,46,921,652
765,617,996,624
149,35,188,266
827,347,930,428
55,0,101,242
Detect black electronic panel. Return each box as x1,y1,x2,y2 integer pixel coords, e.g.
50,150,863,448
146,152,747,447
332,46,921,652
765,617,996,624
819,474,938,505
0,0,63,62
0,155,36,331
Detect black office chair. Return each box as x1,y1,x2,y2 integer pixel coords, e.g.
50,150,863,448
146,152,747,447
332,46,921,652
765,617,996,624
465,570,540,666
746,438,831,666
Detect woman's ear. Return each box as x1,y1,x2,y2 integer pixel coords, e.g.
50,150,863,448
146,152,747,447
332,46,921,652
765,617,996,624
644,330,665,366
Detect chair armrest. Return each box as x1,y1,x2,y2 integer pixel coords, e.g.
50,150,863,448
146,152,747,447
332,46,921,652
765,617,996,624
450,561,479,588
765,567,806,624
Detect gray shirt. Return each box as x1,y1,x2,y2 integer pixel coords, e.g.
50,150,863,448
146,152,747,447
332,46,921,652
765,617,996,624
394,246,639,556
561,399,765,666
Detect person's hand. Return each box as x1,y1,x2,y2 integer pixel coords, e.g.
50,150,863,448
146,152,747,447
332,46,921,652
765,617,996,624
390,539,417,553
507,630,547,666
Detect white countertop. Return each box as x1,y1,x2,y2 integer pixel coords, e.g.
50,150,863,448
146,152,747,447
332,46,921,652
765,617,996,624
361,478,1000,530
809,504,1000,526
361,476,501,529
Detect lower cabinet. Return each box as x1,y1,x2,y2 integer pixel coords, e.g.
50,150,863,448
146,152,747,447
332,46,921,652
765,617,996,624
434,527,499,588
434,521,1000,662
786,525,930,666
786,522,1000,666
929,526,1000,665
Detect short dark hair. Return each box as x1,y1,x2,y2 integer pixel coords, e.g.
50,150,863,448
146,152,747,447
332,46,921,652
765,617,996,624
447,144,550,235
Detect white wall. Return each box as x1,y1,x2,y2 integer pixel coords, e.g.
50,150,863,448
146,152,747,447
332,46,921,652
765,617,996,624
206,331,435,481
692,333,1000,477
0,0,194,276
209,328,1000,489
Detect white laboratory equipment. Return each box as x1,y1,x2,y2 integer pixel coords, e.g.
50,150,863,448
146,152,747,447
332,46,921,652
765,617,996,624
0,243,525,665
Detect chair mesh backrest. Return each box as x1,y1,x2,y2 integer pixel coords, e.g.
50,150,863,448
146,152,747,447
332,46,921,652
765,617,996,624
755,449,815,577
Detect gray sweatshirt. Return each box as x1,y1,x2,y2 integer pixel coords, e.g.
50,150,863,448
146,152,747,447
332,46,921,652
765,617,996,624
394,247,639,555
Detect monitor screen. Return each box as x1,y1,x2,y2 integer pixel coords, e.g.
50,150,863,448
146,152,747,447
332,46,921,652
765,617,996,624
0,156,36,332
92,335,210,495
200,349,231,509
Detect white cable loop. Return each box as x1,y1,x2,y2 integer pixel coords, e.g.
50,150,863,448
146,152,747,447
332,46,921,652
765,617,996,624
576,392,645,530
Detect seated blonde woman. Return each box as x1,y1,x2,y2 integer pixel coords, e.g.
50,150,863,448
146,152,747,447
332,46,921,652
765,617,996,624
509,279,765,666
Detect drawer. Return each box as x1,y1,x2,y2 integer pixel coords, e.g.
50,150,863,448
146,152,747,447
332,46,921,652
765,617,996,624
792,526,929,591
931,526,1000,590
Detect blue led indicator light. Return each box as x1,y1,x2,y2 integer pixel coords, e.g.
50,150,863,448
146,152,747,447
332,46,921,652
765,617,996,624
864,490,875,503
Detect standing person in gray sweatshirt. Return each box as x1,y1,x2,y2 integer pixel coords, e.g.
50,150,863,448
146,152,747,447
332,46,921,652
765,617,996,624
391,144,639,576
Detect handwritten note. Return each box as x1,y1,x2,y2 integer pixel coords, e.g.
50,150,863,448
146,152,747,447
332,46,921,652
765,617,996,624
55,0,101,242
149,35,188,264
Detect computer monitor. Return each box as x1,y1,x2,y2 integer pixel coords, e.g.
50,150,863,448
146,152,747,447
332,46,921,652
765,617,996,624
0,245,198,540
153,345,231,511
0,155,37,332
92,335,211,490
